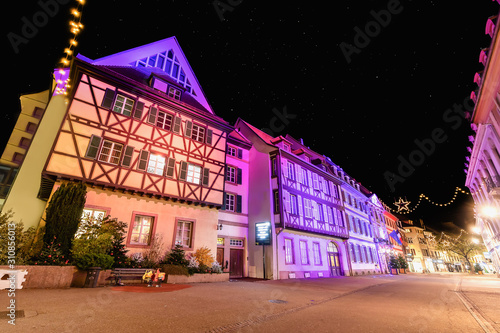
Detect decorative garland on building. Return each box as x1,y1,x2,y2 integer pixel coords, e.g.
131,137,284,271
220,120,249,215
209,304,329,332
54,0,86,96
383,187,469,215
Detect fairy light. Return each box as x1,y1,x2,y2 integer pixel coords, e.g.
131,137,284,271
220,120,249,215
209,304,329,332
381,187,470,215
54,0,86,96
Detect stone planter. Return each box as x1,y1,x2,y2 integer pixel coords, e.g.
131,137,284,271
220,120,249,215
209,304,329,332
398,268,406,274
0,265,75,289
167,273,229,283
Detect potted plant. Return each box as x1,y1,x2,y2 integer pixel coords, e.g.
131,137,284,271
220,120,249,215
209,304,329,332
397,254,408,274
389,254,400,275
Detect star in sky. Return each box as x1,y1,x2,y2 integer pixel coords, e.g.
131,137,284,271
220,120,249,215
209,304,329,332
394,198,411,213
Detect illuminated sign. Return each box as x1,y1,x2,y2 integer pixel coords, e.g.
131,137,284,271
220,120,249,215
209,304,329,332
255,222,271,245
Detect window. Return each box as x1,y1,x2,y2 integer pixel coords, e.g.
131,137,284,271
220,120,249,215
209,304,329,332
284,238,294,264
77,208,107,238
226,165,242,184
304,198,312,218
179,161,209,186
175,220,193,248
287,161,296,180
327,207,334,224
271,157,277,177
225,193,235,212
25,122,37,134
300,240,309,265
227,145,242,158
168,86,181,100
98,140,123,165
283,143,291,152
224,193,242,213
19,137,30,148
12,153,24,164
113,94,135,116
317,203,324,222
355,244,361,262
230,239,244,247
290,194,298,215
32,107,44,119
185,121,205,143
156,110,174,131
323,179,330,195
300,168,308,185
350,244,356,263
313,242,321,265
407,237,413,244
187,164,202,184
147,153,166,175
130,215,153,245
312,173,319,190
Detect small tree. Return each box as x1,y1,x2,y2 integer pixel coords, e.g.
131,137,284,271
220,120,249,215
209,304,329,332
163,244,189,267
389,254,400,269
397,254,408,270
43,182,87,257
0,210,39,265
435,231,484,273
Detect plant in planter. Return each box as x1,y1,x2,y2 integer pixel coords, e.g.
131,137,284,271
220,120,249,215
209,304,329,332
397,254,408,273
389,254,400,274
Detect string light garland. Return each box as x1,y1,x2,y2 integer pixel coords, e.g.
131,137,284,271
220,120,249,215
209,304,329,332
382,187,470,215
54,0,86,96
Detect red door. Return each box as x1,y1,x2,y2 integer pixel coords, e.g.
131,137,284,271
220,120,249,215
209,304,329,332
230,249,243,278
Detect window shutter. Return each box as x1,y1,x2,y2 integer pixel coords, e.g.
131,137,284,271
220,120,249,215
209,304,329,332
101,89,115,109
206,129,213,145
148,106,158,124
121,145,135,167
237,148,243,159
221,192,226,210
179,161,188,181
85,135,102,159
173,116,182,134
236,168,242,185
133,101,144,120
202,167,210,186
137,150,149,171
236,195,242,213
297,195,303,217
165,157,176,177
185,121,192,138
283,190,290,213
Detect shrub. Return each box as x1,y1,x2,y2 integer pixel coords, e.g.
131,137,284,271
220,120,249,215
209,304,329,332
162,244,189,267
193,246,214,267
162,264,190,276
0,210,40,265
73,253,114,270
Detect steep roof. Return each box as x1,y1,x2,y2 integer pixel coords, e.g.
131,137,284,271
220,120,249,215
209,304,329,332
76,36,214,114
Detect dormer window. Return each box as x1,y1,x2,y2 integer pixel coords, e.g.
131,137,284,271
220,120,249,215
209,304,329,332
168,86,181,101
283,143,291,152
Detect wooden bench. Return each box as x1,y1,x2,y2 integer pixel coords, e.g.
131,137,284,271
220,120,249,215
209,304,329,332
108,268,150,286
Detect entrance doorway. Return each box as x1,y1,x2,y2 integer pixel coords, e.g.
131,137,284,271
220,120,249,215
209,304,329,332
230,249,243,278
217,248,224,270
327,242,342,276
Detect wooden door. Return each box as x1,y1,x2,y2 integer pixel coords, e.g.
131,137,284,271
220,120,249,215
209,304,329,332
216,248,224,269
229,249,243,278
328,253,342,277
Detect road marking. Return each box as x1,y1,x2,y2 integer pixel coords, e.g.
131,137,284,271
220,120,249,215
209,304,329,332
454,277,498,333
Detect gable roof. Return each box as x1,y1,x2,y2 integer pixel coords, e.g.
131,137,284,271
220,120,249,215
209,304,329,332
77,36,214,114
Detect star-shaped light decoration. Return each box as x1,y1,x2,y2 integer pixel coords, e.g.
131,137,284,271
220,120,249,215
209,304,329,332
394,198,411,213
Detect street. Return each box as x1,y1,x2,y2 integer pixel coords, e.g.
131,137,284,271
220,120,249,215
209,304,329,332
1,273,499,333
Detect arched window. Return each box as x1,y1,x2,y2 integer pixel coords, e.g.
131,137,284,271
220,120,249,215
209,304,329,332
327,242,338,253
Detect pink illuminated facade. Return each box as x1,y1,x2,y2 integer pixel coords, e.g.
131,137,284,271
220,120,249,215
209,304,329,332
465,6,500,275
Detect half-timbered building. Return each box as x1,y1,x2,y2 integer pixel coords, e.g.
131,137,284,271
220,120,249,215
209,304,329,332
340,174,380,275
236,119,350,279
366,193,391,274
3,37,233,257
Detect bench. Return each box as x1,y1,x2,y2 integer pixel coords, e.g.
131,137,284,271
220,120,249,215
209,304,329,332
108,268,150,286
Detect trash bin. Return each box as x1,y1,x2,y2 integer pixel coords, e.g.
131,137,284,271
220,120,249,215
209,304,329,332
84,267,101,288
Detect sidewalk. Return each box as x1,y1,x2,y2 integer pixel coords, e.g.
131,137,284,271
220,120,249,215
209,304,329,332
1,274,401,333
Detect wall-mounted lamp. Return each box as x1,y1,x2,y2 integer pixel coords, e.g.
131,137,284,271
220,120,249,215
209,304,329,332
217,224,223,231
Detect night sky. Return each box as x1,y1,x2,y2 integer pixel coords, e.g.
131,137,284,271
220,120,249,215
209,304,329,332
5,1,499,231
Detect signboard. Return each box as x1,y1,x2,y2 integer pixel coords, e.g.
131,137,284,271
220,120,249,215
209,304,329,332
255,222,272,245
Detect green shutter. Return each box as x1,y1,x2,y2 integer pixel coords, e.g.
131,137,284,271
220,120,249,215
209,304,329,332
236,195,242,213
148,106,158,125
101,89,115,109
179,161,188,181
173,116,181,134
85,135,102,159
237,168,242,185
202,167,210,186
206,129,213,145
121,145,134,167
220,192,226,211
237,148,243,159
133,101,145,120
137,150,149,171
185,121,192,138
165,157,176,177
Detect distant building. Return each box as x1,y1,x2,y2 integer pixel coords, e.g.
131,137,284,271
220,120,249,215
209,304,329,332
0,90,49,208
465,7,500,275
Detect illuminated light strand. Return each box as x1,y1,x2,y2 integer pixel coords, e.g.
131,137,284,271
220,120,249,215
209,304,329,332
381,187,470,215
55,0,86,96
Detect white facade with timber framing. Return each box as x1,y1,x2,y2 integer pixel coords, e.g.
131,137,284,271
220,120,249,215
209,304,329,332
236,118,350,280
3,37,233,258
